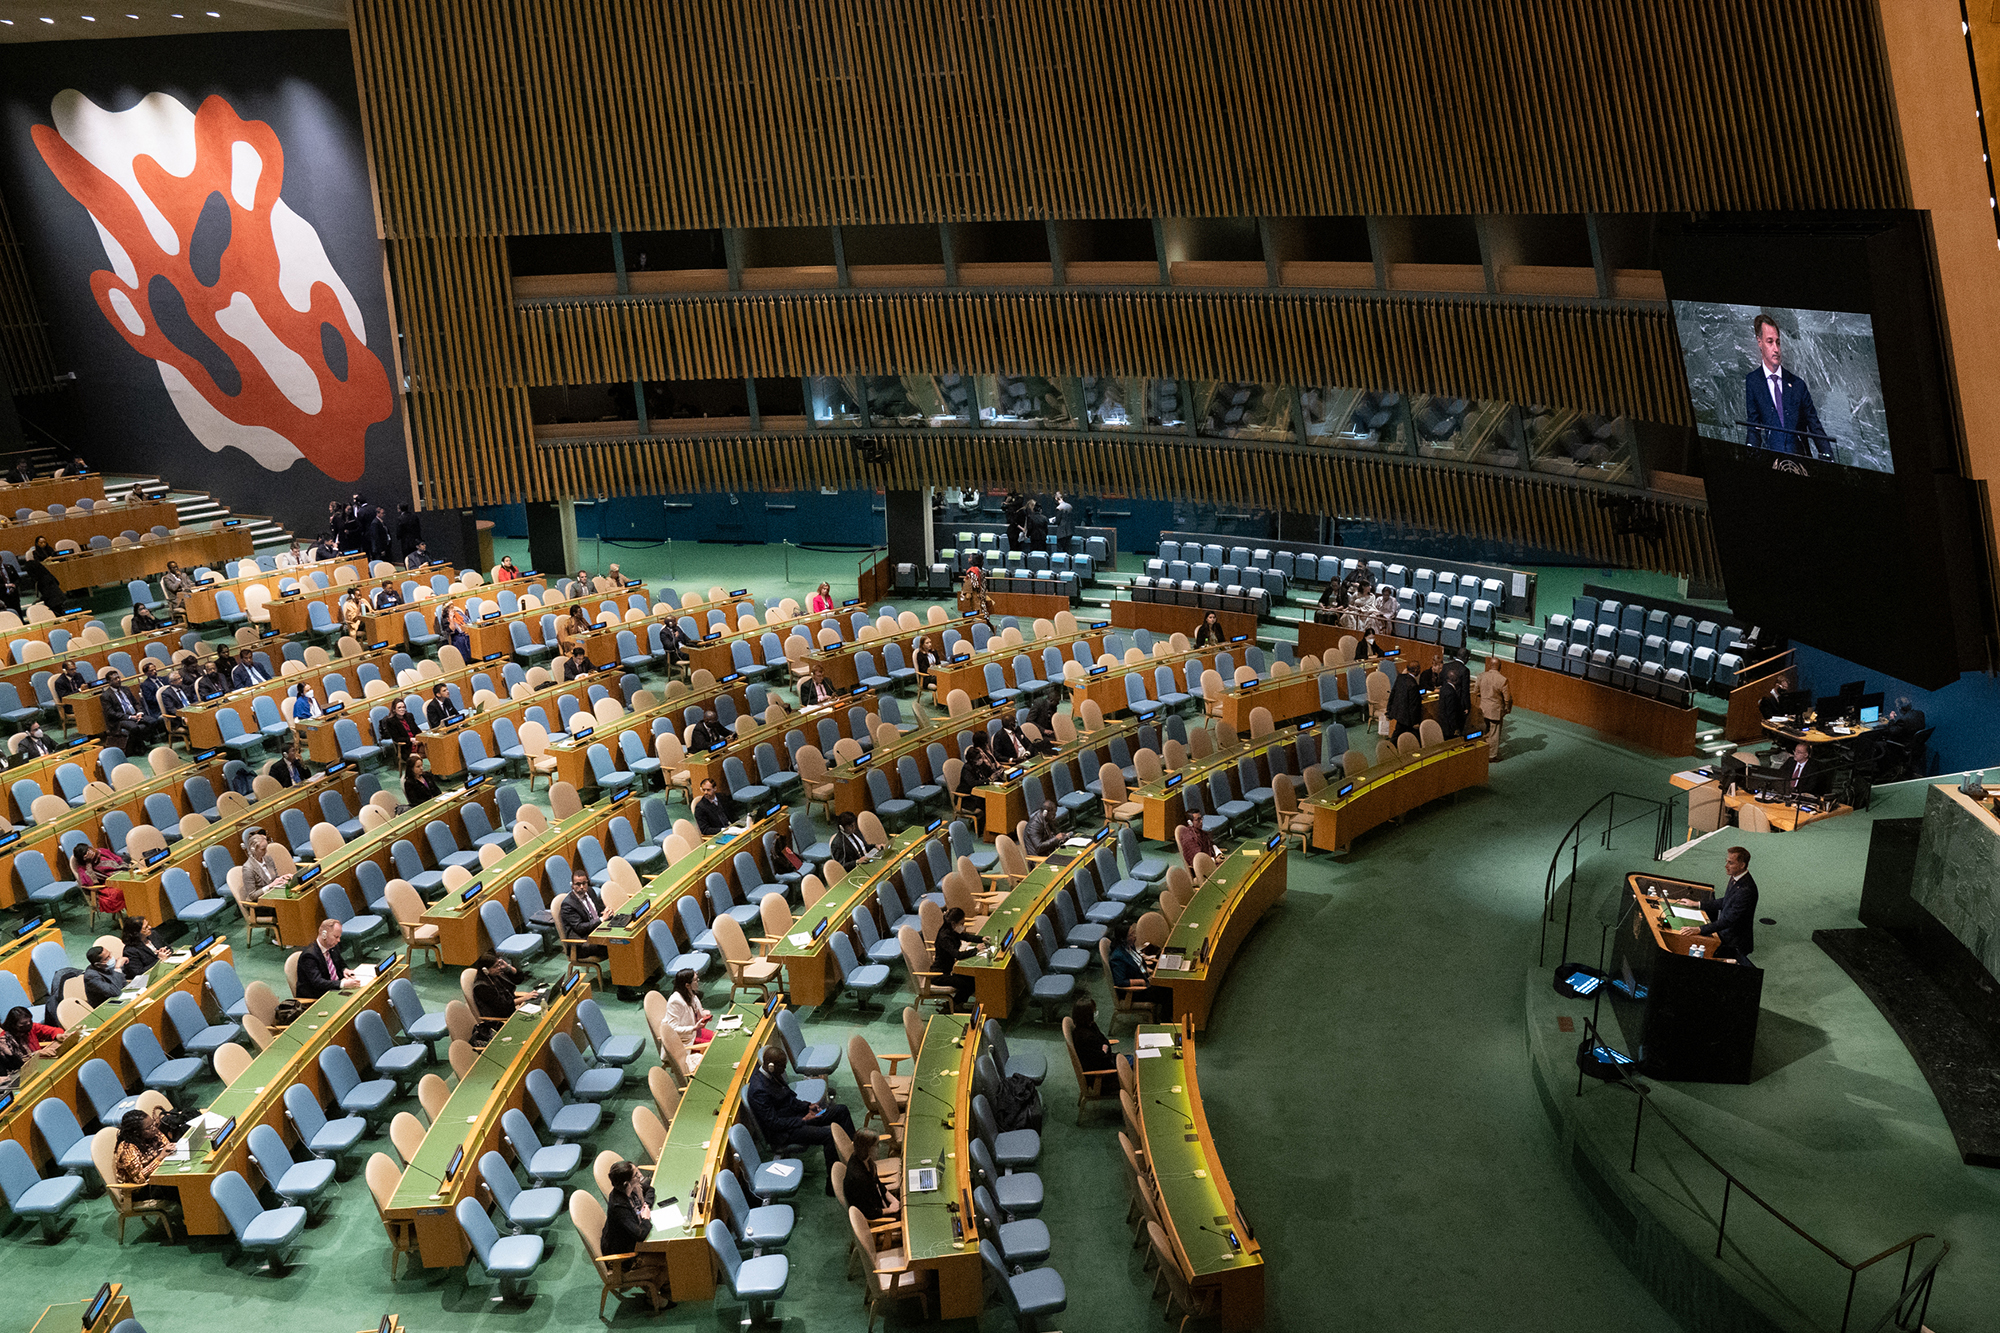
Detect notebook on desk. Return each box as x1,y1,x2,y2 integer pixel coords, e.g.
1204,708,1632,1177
907,1167,940,1193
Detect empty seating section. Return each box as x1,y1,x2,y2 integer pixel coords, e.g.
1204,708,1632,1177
1518,593,1747,706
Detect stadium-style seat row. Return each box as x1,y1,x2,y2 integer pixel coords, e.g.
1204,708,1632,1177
1537,595,1748,692
1514,633,1700,709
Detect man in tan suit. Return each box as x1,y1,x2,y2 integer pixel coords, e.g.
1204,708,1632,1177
1476,657,1512,758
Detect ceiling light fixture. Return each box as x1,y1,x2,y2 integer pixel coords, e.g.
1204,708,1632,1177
39,15,56,22
83,14,98,20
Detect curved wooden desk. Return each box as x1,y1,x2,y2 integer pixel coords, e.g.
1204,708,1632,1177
1133,1026,1265,1328
1305,738,1489,854
1153,843,1287,1030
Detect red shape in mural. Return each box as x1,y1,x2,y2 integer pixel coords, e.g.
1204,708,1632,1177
33,89,391,482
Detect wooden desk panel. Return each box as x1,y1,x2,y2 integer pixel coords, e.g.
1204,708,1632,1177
1496,659,1696,756
1111,599,1259,643
49,529,255,591
181,556,383,625
1154,843,1287,1031
0,922,62,998
178,647,404,752
0,755,229,910
930,627,1108,707
1133,1028,1265,1328
0,473,106,512
383,980,586,1266
0,940,230,1168
1066,645,1227,719
588,810,789,988
152,960,404,1235
981,589,1073,621
831,704,1009,817
4,741,105,822
1306,740,1489,853
900,1013,984,1317
675,692,876,799
4,501,179,552
549,677,756,792
956,833,1106,1018
640,1009,779,1300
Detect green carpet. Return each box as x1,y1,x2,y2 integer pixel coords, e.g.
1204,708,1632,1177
5,540,1968,1333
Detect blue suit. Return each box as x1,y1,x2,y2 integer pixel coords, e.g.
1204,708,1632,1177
1743,364,1828,458
1699,872,1758,962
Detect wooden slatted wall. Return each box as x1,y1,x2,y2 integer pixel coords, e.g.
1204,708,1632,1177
0,187,55,394
350,0,1905,236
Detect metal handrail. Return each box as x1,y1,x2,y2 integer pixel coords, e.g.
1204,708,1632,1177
1538,790,1678,964
1617,1082,1943,1332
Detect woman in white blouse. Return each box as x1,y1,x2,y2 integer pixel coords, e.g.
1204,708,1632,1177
663,968,713,1050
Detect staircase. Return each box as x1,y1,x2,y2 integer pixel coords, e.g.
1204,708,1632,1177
99,474,294,554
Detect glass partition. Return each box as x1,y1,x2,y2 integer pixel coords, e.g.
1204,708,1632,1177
1527,408,1637,485
977,375,1076,430
809,375,863,426
1196,381,1292,441
1303,385,1409,453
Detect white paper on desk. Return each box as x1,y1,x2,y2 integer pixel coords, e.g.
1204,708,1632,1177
166,1143,191,1161
1156,953,1184,972
787,932,811,947
766,1161,799,1179
1135,1048,1163,1059
352,965,377,986
198,1111,229,1132
658,1201,685,1229
1063,837,1091,848
1136,1032,1174,1048
717,1015,743,1031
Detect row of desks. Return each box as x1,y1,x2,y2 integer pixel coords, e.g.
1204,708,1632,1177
385,974,591,1267
771,825,939,1005
181,555,392,626
1,473,105,513
49,528,255,592
153,958,409,1235
0,938,232,1168
0,752,232,912
2,500,180,553
1306,738,1491,854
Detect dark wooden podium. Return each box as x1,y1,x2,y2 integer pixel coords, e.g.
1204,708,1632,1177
1608,872,1764,1083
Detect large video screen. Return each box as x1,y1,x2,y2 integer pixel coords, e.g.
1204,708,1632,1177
1670,300,1891,473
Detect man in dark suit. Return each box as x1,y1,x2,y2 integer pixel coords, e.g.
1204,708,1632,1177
558,868,609,961
688,709,728,751
1742,314,1829,458
425,683,457,729
82,946,126,1005
693,778,736,837
267,741,312,788
230,648,270,691
297,919,359,1000
1678,845,1759,965
394,504,423,561
745,1045,856,1193
829,812,874,870
1780,741,1826,797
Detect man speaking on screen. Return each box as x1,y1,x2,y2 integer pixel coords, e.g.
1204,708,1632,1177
1742,314,1830,458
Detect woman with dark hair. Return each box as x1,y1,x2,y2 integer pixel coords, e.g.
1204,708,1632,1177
1069,996,1115,1074
663,968,714,1050
913,635,940,694
74,845,129,914
0,1005,63,1076
601,1159,672,1299
1192,610,1224,649
403,753,442,807
471,950,528,1042
120,916,161,979
380,697,422,756
930,906,976,1007
114,1108,174,1200
842,1128,898,1220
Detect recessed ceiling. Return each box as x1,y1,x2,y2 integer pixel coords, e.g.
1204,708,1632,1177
0,0,345,41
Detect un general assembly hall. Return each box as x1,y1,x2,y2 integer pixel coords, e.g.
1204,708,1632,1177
0,3,1997,1332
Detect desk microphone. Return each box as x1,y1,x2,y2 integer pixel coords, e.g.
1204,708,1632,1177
1196,1221,1242,1251
914,1081,956,1126
1153,1098,1194,1129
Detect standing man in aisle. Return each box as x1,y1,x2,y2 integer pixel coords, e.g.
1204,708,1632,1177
1476,656,1512,757
1678,846,1759,967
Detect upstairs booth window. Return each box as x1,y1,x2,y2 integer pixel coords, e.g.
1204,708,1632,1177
1408,396,1522,465
642,379,751,429
860,376,926,426
624,229,729,293
1196,381,1292,441
508,233,618,298
1527,408,1637,485
887,375,975,427
752,377,808,430
843,224,947,287
977,375,1076,430
1301,386,1411,453
742,227,839,290
1160,217,1266,287
528,383,638,433
948,221,1052,286
1381,215,1484,294
1271,215,1374,289
1054,218,1158,285
809,376,865,426
1489,214,1596,297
